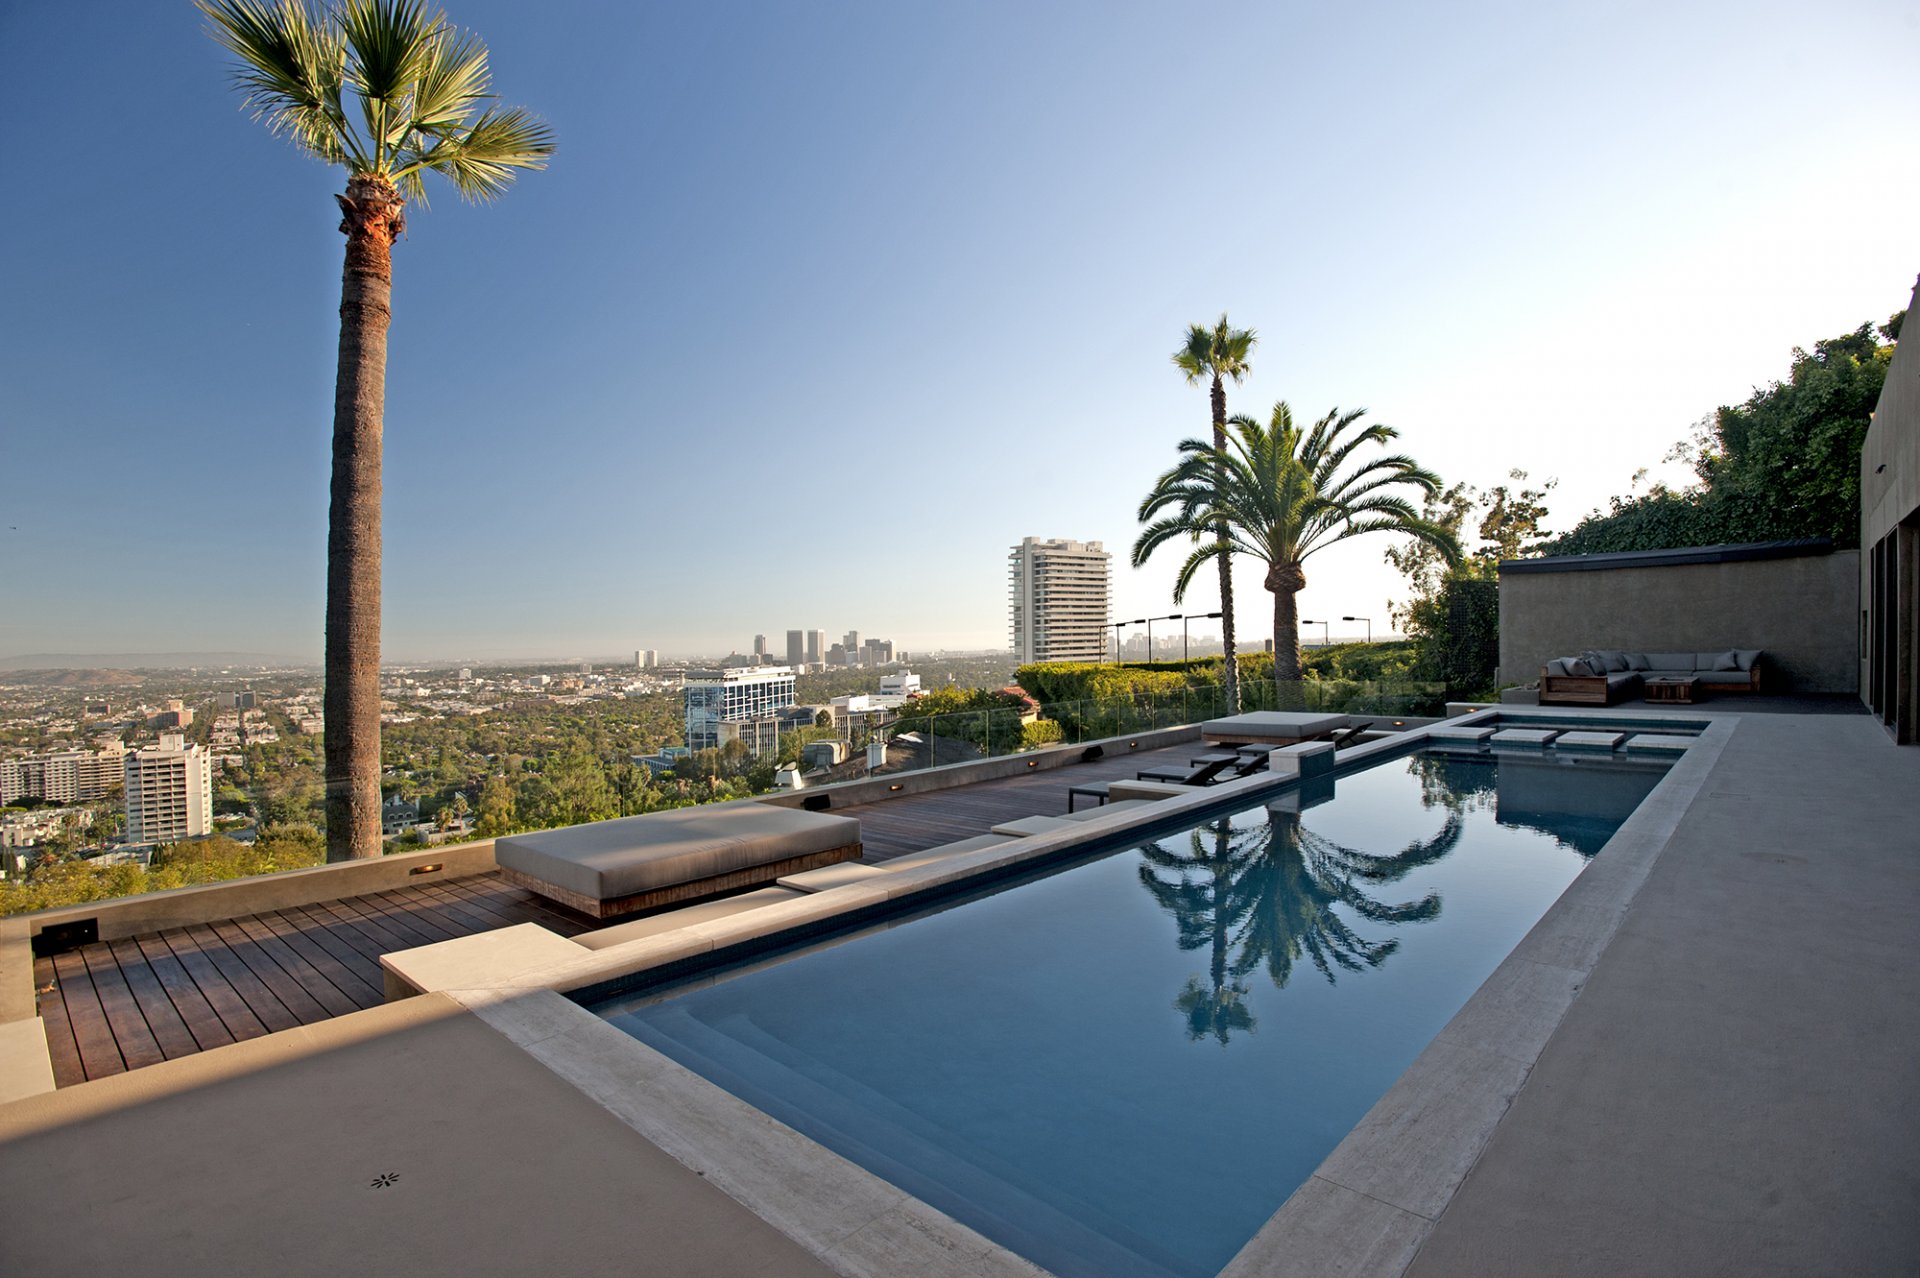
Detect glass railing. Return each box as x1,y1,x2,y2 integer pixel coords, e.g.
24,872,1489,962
0,672,1444,915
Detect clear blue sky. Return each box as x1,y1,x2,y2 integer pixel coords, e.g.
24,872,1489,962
3,1,1916,662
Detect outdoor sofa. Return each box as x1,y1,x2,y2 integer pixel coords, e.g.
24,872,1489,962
494,803,862,919
1539,648,1764,706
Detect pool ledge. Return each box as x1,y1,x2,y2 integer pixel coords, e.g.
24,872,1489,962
1217,714,1735,1278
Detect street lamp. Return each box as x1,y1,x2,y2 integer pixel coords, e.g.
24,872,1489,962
1182,611,1222,665
1145,612,1183,664
1342,615,1372,643
1300,618,1331,648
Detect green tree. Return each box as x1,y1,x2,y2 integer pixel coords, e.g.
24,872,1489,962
474,773,516,836
1172,315,1258,715
202,0,554,861
1135,402,1461,708
1542,314,1900,554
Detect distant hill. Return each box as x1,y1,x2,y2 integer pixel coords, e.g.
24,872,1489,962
0,652,311,672
2,668,147,688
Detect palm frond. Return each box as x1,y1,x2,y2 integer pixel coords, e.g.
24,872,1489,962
200,0,355,165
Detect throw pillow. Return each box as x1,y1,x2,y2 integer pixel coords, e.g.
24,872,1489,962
1566,657,1597,677
1734,649,1761,671
1602,651,1630,673
1624,652,1650,670
1713,651,1741,672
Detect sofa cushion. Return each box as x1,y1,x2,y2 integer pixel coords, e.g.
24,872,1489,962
1564,657,1597,677
1644,652,1694,672
495,804,862,902
1710,650,1742,672
1605,672,1645,691
1624,652,1650,670
1544,658,1573,677
1733,649,1762,671
1601,650,1631,673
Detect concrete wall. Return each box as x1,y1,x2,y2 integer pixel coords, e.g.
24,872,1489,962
1859,276,1919,735
1499,549,1860,693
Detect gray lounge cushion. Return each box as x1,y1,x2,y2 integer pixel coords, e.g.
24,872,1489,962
1711,651,1742,672
1202,711,1348,740
1564,657,1599,677
1605,672,1644,691
496,804,861,902
1624,652,1651,670
1644,652,1694,672
1733,649,1761,671
1600,650,1631,673
1544,658,1573,676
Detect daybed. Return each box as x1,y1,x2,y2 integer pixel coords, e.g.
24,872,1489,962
1200,711,1349,746
495,803,862,919
1539,649,1764,706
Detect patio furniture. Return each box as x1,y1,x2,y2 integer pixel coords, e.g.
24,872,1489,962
1644,675,1700,704
1539,649,1762,706
494,804,863,919
1136,756,1237,786
1200,711,1350,746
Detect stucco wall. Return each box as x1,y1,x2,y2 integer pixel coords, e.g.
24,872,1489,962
1499,549,1860,693
1858,278,1920,710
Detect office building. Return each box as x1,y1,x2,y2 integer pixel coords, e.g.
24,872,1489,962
843,631,859,658
1008,536,1112,663
753,634,768,662
0,742,127,805
123,733,213,844
807,630,825,665
786,630,805,667
683,666,798,751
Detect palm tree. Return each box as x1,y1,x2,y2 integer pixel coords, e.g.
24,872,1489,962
1134,402,1461,710
202,0,553,860
1170,316,1257,713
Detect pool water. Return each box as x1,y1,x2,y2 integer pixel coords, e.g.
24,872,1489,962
594,748,1670,1278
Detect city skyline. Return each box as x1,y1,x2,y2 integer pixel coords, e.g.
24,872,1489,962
4,2,1917,661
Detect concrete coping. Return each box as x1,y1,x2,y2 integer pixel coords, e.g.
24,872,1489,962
776,862,893,893
1491,727,1562,746
1556,730,1626,749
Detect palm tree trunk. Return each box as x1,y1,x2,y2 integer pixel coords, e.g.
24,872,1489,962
323,176,403,862
1270,562,1307,712
1211,373,1239,715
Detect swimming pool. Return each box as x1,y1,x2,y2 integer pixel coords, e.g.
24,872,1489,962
592,747,1672,1278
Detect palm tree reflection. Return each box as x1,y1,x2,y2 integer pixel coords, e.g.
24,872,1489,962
1139,803,1462,1043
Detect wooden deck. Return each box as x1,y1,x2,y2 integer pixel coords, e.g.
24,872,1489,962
33,742,1197,1088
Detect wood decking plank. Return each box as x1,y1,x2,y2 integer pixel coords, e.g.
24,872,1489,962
101,939,201,1061
203,919,335,1023
131,933,237,1052
323,890,460,950
252,910,385,1006
50,950,125,1080
406,880,527,934
174,924,302,1034
34,955,87,1088
155,929,271,1044
360,886,485,942
227,915,376,1014
440,876,593,935
75,945,167,1070
295,896,424,958
279,900,391,963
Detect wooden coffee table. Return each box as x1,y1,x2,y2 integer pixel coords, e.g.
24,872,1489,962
1645,676,1700,704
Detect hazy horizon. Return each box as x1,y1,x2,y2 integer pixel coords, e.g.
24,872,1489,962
4,1,1916,661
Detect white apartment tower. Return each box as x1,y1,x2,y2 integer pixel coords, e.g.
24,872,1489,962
1009,537,1112,663
123,733,213,845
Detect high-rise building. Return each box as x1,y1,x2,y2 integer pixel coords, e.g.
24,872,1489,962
807,630,825,665
786,630,805,666
638,649,659,669
123,733,212,844
0,742,126,805
683,667,798,751
843,631,859,658
753,634,768,662
1009,537,1112,663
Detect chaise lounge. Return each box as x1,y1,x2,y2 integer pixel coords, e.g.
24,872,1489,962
494,803,863,919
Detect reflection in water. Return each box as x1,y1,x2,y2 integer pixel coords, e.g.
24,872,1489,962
1139,800,1463,1042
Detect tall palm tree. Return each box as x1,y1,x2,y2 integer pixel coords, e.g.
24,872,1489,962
1134,402,1461,710
202,0,553,860
1170,316,1256,713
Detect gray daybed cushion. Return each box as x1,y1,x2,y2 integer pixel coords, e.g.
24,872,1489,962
1733,649,1762,671
1202,711,1348,741
495,804,861,902
1643,652,1696,672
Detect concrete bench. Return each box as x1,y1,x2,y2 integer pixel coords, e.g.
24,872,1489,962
494,804,862,919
